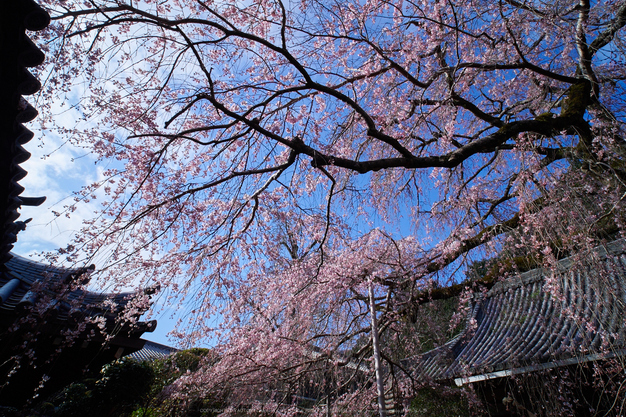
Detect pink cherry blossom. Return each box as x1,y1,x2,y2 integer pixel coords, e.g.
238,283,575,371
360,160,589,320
30,0,626,412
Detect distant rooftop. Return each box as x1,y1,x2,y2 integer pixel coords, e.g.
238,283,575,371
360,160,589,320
129,339,179,362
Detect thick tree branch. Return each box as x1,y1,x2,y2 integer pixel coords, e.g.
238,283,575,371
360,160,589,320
588,1,626,57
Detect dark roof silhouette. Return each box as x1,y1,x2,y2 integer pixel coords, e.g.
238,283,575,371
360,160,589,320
404,240,626,386
0,0,48,266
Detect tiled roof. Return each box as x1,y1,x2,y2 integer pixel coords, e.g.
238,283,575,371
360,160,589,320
404,240,626,386
129,339,179,362
0,253,157,335
0,253,158,405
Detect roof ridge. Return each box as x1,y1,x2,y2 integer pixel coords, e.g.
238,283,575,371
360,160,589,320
488,239,626,296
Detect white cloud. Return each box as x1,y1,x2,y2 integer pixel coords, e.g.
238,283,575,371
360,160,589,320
13,123,99,258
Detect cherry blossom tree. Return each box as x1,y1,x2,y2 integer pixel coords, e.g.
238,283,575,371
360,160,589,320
32,0,626,412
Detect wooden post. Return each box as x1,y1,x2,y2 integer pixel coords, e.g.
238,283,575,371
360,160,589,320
369,282,387,417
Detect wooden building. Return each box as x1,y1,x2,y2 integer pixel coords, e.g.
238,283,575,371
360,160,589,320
0,0,158,406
